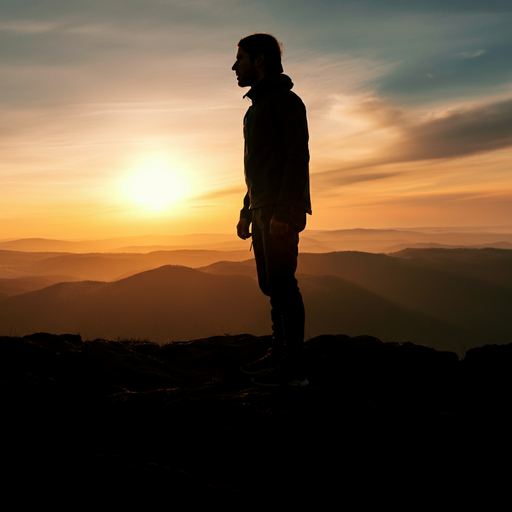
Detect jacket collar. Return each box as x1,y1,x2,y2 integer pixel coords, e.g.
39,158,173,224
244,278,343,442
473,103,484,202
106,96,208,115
243,74,294,102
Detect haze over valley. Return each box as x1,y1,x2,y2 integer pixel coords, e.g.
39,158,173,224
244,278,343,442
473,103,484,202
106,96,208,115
1,228,511,356
2,226,512,254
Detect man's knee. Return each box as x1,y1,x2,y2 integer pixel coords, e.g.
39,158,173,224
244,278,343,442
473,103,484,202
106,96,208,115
268,283,302,307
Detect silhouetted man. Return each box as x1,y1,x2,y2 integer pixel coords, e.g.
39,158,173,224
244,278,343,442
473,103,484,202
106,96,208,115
233,33,311,387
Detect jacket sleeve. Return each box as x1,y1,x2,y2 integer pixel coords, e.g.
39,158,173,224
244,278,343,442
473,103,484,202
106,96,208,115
240,192,252,221
272,92,310,223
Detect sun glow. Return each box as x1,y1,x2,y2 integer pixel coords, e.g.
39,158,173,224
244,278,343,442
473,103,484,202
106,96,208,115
125,159,188,211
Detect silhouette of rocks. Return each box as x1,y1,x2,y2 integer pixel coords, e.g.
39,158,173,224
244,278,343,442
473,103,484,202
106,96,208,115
2,332,510,505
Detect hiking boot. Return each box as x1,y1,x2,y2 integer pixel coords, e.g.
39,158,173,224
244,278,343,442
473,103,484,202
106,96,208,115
251,357,308,387
240,349,284,376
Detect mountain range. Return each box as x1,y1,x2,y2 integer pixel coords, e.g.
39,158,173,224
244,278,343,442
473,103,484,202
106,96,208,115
2,226,512,253
1,247,511,354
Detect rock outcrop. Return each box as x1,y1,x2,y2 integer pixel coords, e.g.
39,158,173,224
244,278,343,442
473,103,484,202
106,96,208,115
2,332,509,505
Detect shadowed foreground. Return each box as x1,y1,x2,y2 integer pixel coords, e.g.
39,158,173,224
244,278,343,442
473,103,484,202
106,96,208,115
2,332,510,505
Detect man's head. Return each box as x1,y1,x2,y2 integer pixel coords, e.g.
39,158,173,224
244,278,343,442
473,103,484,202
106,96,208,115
232,33,283,88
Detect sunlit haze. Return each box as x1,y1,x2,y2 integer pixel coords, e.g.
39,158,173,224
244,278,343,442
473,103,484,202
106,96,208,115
1,0,511,239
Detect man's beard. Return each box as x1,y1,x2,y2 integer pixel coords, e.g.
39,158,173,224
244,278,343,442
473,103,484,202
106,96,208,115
238,70,258,87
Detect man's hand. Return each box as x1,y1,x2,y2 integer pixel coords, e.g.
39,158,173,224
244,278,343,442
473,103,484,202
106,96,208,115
237,218,251,239
270,218,289,236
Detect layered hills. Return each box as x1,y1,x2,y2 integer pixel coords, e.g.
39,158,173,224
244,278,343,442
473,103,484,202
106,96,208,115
0,266,269,342
0,248,250,281
0,263,460,350
1,247,511,354
2,225,512,253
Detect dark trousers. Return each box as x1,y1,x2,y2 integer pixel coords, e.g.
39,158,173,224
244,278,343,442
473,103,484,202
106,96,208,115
251,205,307,358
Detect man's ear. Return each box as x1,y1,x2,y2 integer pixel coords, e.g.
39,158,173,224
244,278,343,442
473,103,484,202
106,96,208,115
254,53,265,69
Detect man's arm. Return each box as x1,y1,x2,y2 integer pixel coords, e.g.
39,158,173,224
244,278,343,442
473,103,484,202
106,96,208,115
272,92,310,224
237,192,252,239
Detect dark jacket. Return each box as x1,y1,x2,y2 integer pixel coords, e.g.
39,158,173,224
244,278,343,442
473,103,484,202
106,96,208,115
240,74,312,224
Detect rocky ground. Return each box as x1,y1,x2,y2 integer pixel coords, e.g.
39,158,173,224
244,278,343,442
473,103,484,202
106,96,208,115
2,332,511,506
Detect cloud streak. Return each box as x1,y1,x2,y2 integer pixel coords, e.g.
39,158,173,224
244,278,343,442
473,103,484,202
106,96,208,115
459,49,486,58
0,20,60,33
319,96,512,175
391,98,512,162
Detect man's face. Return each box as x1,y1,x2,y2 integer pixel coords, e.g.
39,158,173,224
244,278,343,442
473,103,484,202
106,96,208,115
232,47,258,87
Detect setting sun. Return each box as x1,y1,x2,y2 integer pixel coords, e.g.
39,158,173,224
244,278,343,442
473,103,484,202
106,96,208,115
125,161,188,211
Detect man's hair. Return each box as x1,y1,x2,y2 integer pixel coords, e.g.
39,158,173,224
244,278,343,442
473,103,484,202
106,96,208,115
238,33,283,75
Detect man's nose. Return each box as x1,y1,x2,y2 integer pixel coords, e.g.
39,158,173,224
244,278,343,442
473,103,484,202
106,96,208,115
231,62,236,70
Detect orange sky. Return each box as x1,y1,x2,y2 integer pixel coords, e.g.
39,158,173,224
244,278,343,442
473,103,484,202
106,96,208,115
1,1,511,240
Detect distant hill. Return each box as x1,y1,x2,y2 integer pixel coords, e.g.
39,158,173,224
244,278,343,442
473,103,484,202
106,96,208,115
0,266,269,342
391,247,512,287
0,249,252,281
197,259,256,277
0,234,238,253
0,263,475,353
2,227,512,253
1,248,511,353
0,275,80,298
381,241,512,252
200,249,512,351
299,273,468,351
304,227,512,252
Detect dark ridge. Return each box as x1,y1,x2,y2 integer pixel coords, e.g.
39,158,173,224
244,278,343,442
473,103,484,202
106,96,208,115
2,332,510,505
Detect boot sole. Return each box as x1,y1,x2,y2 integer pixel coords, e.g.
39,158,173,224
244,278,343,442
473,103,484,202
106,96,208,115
240,366,276,376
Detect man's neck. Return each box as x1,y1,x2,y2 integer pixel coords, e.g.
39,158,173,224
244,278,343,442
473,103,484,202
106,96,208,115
251,67,267,88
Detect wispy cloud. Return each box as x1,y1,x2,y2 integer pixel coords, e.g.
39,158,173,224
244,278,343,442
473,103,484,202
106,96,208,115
317,171,405,187
0,20,60,33
190,185,243,202
317,96,512,174
391,97,512,162
459,49,486,58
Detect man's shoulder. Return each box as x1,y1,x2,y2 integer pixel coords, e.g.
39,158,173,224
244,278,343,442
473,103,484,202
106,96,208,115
281,89,305,105
270,89,306,116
